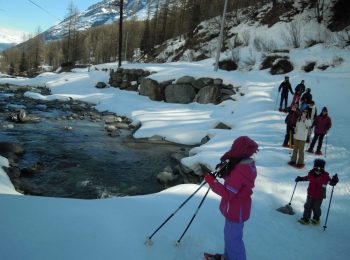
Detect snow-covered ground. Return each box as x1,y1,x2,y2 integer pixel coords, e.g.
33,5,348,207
0,44,349,260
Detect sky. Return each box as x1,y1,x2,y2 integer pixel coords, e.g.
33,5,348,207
0,4,350,259
0,0,99,34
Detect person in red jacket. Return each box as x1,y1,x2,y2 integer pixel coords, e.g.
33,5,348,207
307,106,332,155
295,159,338,225
204,136,258,260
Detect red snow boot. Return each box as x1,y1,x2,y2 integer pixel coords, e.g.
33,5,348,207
315,150,323,155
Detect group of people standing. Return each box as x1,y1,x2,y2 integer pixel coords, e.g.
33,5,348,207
278,76,338,227
278,76,332,168
200,76,338,259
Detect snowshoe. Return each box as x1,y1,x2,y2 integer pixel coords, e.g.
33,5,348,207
204,253,224,260
298,218,310,225
315,150,323,155
288,161,296,166
295,163,305,169
311,219,320,225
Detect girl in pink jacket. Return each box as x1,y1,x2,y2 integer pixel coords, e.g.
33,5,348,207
204,136,258,260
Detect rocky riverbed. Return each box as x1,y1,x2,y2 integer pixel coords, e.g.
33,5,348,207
0,84,200,199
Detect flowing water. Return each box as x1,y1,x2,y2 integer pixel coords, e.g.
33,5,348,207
0,87,192,199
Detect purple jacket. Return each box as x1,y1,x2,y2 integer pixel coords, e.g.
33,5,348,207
313,115,332,135
209,159,257,222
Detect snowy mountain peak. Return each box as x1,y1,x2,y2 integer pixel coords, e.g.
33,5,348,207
43,0,151,41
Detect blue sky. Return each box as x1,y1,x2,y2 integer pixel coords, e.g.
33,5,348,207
0,0,99,33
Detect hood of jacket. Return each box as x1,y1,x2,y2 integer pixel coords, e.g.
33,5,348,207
221,136,258,160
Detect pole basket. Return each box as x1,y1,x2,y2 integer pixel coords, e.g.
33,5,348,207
144,237,153,246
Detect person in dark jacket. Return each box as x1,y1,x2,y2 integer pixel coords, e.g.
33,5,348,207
291,80,305,107
295,80,305,95
204,136,258,260
278,76,294,111
295,159,339,225
300,88,312,111
307,106,332,155
283,104,300,147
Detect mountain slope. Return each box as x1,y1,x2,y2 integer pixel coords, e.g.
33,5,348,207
43,0,152,41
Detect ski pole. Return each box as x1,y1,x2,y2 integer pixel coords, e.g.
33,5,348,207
275,91,280,111
323,183,335,231
324,134,328,158
289,182,298,205
144,180,207,246
145,160,229,245
175,186,211,246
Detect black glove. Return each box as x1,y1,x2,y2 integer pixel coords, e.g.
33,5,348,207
295,176,303,182
330,174,339,186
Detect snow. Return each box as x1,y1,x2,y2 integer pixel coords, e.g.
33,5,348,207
1,23,350,260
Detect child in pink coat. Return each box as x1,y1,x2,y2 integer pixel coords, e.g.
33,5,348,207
204,136,258,260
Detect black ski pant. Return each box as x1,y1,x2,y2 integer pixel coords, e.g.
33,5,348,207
303,196,323,221
309,133,325,152
283,124,294,146
279,94,288,109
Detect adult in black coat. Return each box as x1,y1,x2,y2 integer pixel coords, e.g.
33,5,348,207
278,76,294,111
300,88,312,111
295,80,305,95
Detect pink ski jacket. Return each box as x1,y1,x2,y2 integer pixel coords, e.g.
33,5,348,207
209,158,257,222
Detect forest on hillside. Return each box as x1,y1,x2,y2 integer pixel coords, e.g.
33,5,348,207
0,0,348,76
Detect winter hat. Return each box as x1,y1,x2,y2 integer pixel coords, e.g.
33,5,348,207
306,88,311,92
314,159,326,170
221,136,258,160
322,106,328,114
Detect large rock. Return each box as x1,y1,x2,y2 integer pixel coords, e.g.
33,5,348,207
193,77,214,90
176,76,196,85
95,82,107,89
193,85,221,104
0,142,25,162
139,78,164,101
165,84,196,104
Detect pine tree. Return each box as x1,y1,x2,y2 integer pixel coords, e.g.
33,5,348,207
19,52,28,74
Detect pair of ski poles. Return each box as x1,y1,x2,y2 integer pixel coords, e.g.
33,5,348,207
145,160,229,246
289,176,336,231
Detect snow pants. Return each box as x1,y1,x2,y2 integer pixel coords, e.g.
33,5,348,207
224,219,246,260
309,133,325,152
303,196,323,220
291,139,306,165
279,94,288,109
283,124,294,146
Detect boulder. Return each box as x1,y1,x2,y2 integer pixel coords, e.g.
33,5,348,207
176,76,196,86
193,85,221,104
95,82,107,89
165,84,196,104
139,78,164,101
193,77,213,90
